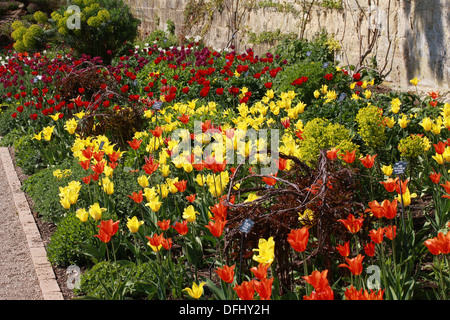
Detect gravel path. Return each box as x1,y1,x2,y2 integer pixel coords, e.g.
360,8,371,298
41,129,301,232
0,147,43,300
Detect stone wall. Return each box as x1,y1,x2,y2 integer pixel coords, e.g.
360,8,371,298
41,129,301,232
124,0,450,97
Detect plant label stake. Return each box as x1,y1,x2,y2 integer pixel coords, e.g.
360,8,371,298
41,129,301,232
238,218,254,283
98,140,105,150
394,161,408,256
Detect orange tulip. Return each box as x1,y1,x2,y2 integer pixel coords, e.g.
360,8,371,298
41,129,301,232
143,162,159,175
394,178,409,194
233,281,255,300
429,172,442,184
253,277,274,300
215,264,235,283
82,146,94,159
250,263,270,280
127,138,142,150
326,147,340,160
303,270,330,292
359,154,377,169
91,160,105,175
287,227,309,252
302,270,334,300
433,141,446,154
440,181,450,194
338,214,364,233
384,225,397,240
94,219,119,243
79,159,90,170
380,177,399,193
339,254,365,275
174,179,187,192
157,219,171,231
149,126,163,138
336,241,350,257
363,242,375,257
340,149,356,164
146,233,164,251
424,232,450,255
381,199,398,219
365,200,384,219
178,114,190,124
172,220,189,235
369,227,384,244
210,202,228,221
186,194,196,203
127,190,143,203
344,285,384,300
262,173,277,186
205,218,227,237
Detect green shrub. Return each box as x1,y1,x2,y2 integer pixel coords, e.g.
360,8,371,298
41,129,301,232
298,117,359,165
49,0,140,63
355,104,387,152
74,261,158,299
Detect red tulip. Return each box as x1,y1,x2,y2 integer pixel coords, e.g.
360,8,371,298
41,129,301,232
338,214,364,233
215,264,235,283
287,227,309,252
339,254,365,275
233,281,255,300
336,241,350,257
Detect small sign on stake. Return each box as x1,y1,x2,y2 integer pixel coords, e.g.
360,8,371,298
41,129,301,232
98,141,105,150
152,101,163,110
239,218,255,234
393,161,407,175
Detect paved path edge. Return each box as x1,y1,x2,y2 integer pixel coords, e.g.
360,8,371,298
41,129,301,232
0,147,64,300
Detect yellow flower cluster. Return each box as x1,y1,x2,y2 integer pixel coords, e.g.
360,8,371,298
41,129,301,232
59,181,82,209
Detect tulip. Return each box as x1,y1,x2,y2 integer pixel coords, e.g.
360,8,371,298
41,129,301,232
369,227,384,244
252,237,275,265
182,205,199,222
205,218,227,237
233,281,255,300
359,154,377,169
215,264,235,283
338,214,364,233
338,254,365,275
172,220,189,235
253,277,274,300
89,203,107,221
250,263,270,280
127,216,144,233
340,149,356,164
336,241,350,257
76,208,89,222
157,219,171,231
183,282,206,299
287,227,309,252
137,175,149,188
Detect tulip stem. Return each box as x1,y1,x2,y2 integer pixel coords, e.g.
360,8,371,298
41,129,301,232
300,251,309,296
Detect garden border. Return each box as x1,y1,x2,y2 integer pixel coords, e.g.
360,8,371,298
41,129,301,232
0,146,63,300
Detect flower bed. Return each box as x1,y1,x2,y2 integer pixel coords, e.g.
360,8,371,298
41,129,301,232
1,27,449,301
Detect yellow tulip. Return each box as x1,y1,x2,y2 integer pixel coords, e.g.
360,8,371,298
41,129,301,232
182,205,199,222
145,197,162,212
410,77,420,86
183,282,206,299
137,175,149,188
60,197,71,210
252,237,275,265
102,177,114,195
396,188,416,207
89,203,107,221
420,117,433,131
64,118,78,134
76,208,89,222
398,115,410,128
381,165,393,176
127,216,144,233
